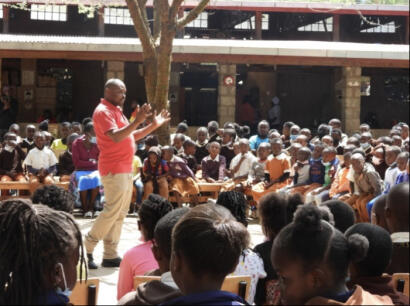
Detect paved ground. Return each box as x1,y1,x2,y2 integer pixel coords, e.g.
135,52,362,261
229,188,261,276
76,215,264,305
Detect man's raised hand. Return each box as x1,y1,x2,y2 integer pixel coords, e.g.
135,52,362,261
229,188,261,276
133,103,153,124
153,109,171,128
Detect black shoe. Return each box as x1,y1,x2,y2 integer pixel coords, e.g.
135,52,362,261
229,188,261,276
102,257,122,268
87,254,98,270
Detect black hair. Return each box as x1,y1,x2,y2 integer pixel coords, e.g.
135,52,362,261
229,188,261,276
38,120,49,132
378,136,393,146
259,192,303,240
317,124,331,137
145,135,159,147
352,148,366,158
183,139,196,149
172,204,249,278
320,200,355,233
31,185,75,213
177,121,188,133
82,117,93,127
332,128,342,137
223,128,236,140
72,121,81,127
240,126,251,138
138,194,173,241
345,223,392,277
173,133,186,142
154,208,189,260
0,199,86,305
283,121,295,130
323,146,337,155
84,122,94,134
61,121,72,128
273,205,368,284
208,121,219,134
297,147,312,161
67,133,80,145
217,191,248,227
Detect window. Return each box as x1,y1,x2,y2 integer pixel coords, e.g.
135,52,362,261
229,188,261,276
298,17,333,32
361,21,396,33
184,11,208,28
104,7,133,25
235,14,269,30
0,4,3,19
30,4,67,21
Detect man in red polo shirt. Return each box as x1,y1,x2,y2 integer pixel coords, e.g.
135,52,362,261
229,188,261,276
85,79,170,269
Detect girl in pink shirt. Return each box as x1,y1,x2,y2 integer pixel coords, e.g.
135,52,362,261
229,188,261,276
117,194,173,300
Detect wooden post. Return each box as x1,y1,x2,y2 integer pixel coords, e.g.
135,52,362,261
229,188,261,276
0,58,2,90
405,16,409,44
3,5,9,34
255,11,262,40
333,14,340,41
98,6,105,37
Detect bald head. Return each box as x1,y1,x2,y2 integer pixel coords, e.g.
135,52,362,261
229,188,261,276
385,183,409,233
104,79,126,107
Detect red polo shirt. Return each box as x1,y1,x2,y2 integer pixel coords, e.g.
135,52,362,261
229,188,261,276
93,99,136,176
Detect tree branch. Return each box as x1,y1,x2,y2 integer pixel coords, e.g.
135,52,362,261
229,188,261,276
126,0,155,56
176,0,210,30
170,0,184,21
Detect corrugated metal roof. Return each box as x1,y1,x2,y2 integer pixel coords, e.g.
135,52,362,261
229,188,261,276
0,34,408,61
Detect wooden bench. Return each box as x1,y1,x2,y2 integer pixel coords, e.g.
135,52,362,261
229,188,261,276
168,182,222,204
133,275,251,300
392,273,409,297
0,181,69,200
70,278,100,306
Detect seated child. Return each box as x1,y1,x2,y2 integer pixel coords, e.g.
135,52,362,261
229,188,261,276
43,131,54,148
142,147,169,201
172,133,185,155
194,127,209,166
252,138,291,203
8,124,21,144
253,192,303,305
385,183,409,274
320,200,355,233
328,152,352,200
24,131,58,184
58,133,79,182
71,121,83,135
118,208,188,305
130,154,144,214
117,194,173,300
179,139,198,174
286,147,311,189
50,122,72,158
163,146,199,207
220,128,236,168
288,143,326,197
247,142,271,186
163,204,249,306
287,143,302,166
395,152,409,184
217,191,267,304
201,142,227,183
271,205,393,305
0,132,26,184
305,146,339,204
0,199,86,305
20,124,36,153
345,223,409,305
345,153,383,222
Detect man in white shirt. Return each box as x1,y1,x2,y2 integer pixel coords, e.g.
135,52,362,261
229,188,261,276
24,131,58,184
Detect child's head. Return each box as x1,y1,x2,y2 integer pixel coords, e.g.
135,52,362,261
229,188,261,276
282,121,295,137
207,121,219,135
3,132,17,148
8,123,20,136
271,205,368,305
317,124,331,139
360,132,372,149
321,135,334,147
138,194,173,242
233,142,240,155
173,133,185,150
145,135,159,151
269,131,281,140
148,146,162,165
196,127,208,143
351,153,365,174
270,138,283,156
346,137,360,148
170,204,249,294
385,182,409,233
0,199,86,305
183,139,196,156
161,146,174,162
176,121,189,134
290,125,301,141
312,143,325,160
392,135,403,148
329,118,342,130
372,194,388,231
258,120,270,138
300,128,312,140
404,139,409,152
320,200,355,233
26,124,36,140
67,133,80,152
385,145,401,166
71,122,82,135
222,129,236,145
238,138,250,154
331,128,342,145
396,152,409,172
217,191,248,227
208,141,221,158
322,147,337,163
60,122,72,140
34,131,46,150
296,147,312,163
259,192,303,241
345,223,392,278
360,123,371,134
343,151,352,168
258,142,271,160
32,185,75,213
295,135,308,147
401,124,409,139
43,131,53,147
289,143,302,160
152,208,189,274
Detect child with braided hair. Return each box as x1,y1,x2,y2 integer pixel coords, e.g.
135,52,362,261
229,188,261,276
0,199,87,305
117,194,173,300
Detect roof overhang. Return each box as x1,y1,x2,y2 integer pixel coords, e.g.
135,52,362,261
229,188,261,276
0,34,408,68
0,0,408,16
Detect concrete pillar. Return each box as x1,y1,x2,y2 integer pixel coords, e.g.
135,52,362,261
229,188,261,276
169,69,181,126
218,64,237,126
106,61,124,81
98,6,105,37
19,59,37,121
336,66,362,134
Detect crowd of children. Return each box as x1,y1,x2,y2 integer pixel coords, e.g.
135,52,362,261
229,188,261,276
0,116,409,305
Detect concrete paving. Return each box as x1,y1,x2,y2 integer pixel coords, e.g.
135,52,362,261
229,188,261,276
76,215,265,305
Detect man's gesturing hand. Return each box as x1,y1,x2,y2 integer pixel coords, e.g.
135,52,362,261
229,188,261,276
152,109,171,128
133,103,153,124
